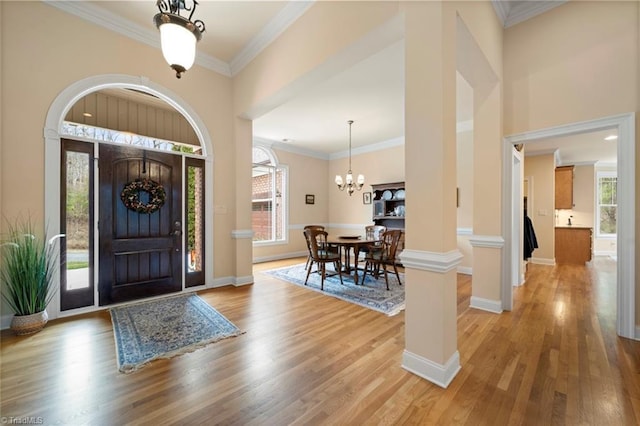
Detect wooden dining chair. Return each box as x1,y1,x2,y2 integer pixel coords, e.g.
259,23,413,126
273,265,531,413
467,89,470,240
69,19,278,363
360,225,386,254
303,225,325,270
303,228,343,290
360,229,402,290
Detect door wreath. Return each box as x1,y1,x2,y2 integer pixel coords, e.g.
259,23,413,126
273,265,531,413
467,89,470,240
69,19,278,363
120,178,166,214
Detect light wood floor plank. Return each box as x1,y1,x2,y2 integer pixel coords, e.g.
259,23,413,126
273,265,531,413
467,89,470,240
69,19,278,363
1,257,638,425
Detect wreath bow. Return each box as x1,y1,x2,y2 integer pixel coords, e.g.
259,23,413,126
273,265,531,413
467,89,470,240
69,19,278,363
120,178,166,214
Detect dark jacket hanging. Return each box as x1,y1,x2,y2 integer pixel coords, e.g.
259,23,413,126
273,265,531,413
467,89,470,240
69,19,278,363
524,214,538,260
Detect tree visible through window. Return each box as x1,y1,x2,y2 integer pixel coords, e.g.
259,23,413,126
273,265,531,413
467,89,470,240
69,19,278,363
252,146,286,242
597,172,617,236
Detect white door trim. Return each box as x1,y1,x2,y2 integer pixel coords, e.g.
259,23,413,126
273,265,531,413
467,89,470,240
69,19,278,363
502,113,636,340
43,74,215,320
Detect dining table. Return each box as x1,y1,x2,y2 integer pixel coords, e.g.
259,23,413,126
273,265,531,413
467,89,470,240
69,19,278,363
327,235,379,283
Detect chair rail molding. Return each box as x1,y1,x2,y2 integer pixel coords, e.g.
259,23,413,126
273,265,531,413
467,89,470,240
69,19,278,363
469,235,505,249
399,249,463,273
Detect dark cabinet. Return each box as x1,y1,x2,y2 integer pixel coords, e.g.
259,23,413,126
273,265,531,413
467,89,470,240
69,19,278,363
371,182,405,252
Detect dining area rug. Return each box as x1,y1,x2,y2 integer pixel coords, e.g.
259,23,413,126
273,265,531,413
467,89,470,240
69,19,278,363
109,294,243,373
263,263,405,316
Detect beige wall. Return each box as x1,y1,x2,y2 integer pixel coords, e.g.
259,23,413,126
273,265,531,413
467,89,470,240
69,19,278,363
504,0,639,325
523,154,555,262
0,2,236,280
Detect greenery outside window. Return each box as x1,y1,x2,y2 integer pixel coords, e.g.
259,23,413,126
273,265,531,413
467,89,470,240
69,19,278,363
596,171,617,237
252,146,287,243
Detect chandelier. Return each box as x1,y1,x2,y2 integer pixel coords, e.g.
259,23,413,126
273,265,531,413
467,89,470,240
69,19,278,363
154,0,206,79
335,120,364,195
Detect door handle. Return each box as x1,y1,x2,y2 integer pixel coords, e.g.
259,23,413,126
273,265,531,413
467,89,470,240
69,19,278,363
170,221,182,237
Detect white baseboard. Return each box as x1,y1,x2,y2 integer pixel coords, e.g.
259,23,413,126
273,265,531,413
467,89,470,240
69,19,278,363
469,296,503,314
234,275,254,286
457,266,472,275
209,276,235,288
402,349,461,388
529,257,555,265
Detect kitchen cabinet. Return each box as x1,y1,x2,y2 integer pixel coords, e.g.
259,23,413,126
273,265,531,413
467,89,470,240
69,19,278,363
555,166,574,209
555,226,592,264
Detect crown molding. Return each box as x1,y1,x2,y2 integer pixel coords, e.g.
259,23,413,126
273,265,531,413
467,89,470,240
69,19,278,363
43,0,232,77
229,1,315,76
254,137,330,160
491,0,510,27
329,136,404,160
492,0,568,29
504,1,568,28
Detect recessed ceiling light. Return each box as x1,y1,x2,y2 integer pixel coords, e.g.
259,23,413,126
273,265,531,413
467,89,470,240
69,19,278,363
83,112,93,118
282,138,292,143
604,135,618,141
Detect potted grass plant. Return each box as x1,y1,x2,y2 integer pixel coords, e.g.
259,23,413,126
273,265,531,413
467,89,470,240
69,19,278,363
0,218,58,335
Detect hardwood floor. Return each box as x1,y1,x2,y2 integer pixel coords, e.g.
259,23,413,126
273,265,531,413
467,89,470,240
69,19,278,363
1,257,638,425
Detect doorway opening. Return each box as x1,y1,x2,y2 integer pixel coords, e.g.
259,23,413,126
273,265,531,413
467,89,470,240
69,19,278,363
45,74,214,319
502,113,636,340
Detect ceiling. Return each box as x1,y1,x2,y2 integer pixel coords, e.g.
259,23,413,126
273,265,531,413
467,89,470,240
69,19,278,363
53,0,615,165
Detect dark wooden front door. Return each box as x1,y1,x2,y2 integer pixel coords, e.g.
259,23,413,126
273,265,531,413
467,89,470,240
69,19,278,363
98,145,182,306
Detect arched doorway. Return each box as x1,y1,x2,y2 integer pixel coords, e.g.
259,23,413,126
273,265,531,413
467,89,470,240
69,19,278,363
44,75,214,319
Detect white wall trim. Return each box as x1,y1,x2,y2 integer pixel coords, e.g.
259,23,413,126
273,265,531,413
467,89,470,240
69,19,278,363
469,235,505,248
399,249,463,273
330,136,405,160
503,1,568,28
229,1,315,75
470,296,503,314
232,229,254,239
234,275,254,286
402,350,461,388
457,266,472,275
457,227,473,236
456,120,474,133
255,137,330,160
503,112,635,340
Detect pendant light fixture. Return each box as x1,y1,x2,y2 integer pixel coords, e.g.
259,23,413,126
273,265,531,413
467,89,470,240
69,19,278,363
154,0,206,79
335,120,364,195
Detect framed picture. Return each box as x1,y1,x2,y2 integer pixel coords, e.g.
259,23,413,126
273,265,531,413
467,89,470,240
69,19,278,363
305,194,315,205
363,192,372,204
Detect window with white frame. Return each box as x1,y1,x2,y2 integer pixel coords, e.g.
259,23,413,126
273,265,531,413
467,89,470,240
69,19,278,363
596,171,617,237
252,146,287,243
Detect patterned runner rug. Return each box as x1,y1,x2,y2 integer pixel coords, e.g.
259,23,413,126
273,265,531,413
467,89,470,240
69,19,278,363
109,294,243,373
263,263,404,316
